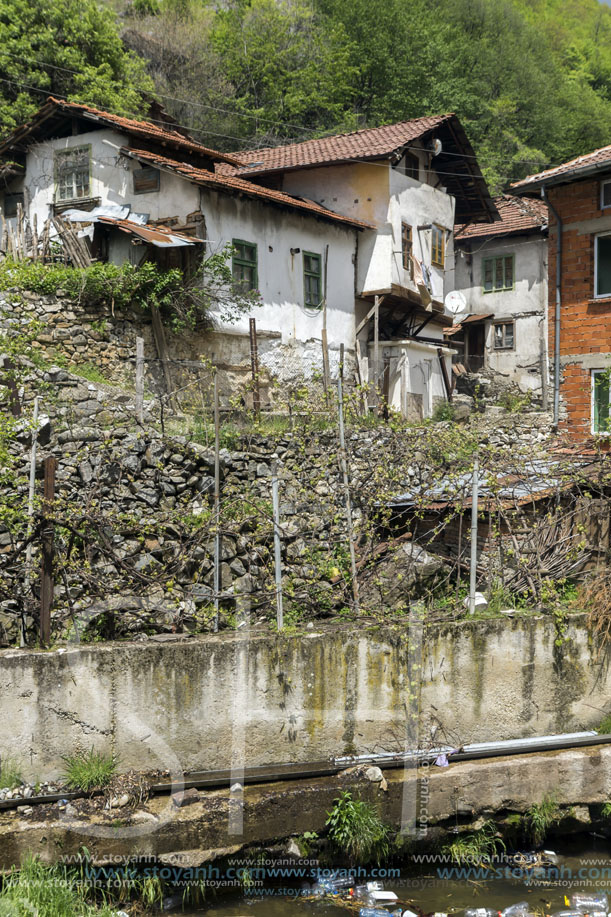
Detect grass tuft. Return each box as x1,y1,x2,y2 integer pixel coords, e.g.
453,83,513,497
0,856,116,916
441,819,505,865
62,747,118,792
523,794,562,846
0,754,22,790
325,790,391,865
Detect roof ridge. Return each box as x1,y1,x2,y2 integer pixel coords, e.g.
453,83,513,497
232,113,454,160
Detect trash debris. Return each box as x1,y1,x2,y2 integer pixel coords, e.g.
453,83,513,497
503,902,535,917
570,895,609,913
464,909,501,917
358,909,402,917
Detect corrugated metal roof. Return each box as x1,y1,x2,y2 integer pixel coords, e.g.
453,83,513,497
122,148,374,231
97,217,203,248
511,145,611,192
389,458,594,511
220,115,454,175
455,195,548,240
0,97,241,166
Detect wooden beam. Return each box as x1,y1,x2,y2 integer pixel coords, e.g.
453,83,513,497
355,295,386,337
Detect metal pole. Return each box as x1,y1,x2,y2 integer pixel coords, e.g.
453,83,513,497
337,376,360,613
22,396,39,646
135,337,144,424
40,454,56,646
373,295,380,411
271,460,283,630
213,372,221,632
469,454,479,615
249,318,260,419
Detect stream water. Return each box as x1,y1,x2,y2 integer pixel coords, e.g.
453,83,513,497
179,841,611,917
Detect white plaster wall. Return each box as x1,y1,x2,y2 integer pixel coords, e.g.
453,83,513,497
388,166,456,304
280,156,456,306
4,128,200,233
202,189,358,359
367,339,452,419
454,233,548,390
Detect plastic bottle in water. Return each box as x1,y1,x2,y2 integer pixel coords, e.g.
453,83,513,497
571,894,609,913
465,908,501,917
358,909,403,917
503,901,535,917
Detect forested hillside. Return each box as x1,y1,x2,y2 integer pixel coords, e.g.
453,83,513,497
2,0,611,190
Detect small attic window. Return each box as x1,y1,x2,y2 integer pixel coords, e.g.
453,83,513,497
133,167,160,194
395,151,419,181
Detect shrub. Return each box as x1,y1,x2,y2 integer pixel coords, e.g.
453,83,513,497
325,790,391,865
441,819,505,865
62,747,118,792
523,794,562,846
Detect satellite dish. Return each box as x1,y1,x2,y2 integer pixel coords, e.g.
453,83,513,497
445,290,467,315
432,138,443,157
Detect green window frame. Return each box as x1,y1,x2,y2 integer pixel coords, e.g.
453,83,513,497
54,145,91,202
303,251,322,308
593,370,611,434
483,254,514,293
232,239,257,293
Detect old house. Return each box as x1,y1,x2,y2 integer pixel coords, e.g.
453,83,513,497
451,195,548,399
0,97,369,390
512,148,611,438
0,100,497,416
221,116,498,419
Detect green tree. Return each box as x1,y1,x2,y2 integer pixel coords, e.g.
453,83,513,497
0,0,152,133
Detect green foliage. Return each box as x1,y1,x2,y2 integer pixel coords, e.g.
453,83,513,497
61,747,118,792
115,0,611,190
431,401,456,423
0,0,152,134
597,713,611,735
441,820,506,864
0,251,258,331
0,754,22,789
499,390,533,414
602,801,611,818
523,794,562,846
0,857,117,916
325,790,391,865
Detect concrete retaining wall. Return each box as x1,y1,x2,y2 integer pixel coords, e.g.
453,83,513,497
1,614,609,780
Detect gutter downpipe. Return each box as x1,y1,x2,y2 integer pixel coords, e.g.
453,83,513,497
541,185,562,429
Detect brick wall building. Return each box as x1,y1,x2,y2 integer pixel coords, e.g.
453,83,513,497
512,151,611,440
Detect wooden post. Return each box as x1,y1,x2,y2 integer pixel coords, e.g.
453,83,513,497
150,306,174,406
249,318,260,419
321,244,331,399
337,375,360,613
135,337,144,424
22,396,39,646
339,342,344,381
40,455,56,646
468,454,479,616
373,295,380,411
2,358,21,417
271,461,283,630
213,372,221,633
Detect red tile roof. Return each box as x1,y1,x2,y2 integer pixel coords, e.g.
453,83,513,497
219,114,455,175
511,145,611,192
455,195,548,240
122,148,374,231
0,97,241,166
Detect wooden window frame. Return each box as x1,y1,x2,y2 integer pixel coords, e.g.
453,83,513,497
54,145,91,203
482,254,515,293
592,369,611,435
431,224,445,268
303,250,322,309
401,222,414,278
601,180,611,210
232,239,258,292
493,320,515,351
133,166,160,194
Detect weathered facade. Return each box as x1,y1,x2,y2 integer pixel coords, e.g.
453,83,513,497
452,194,549,397
513,148,611,438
